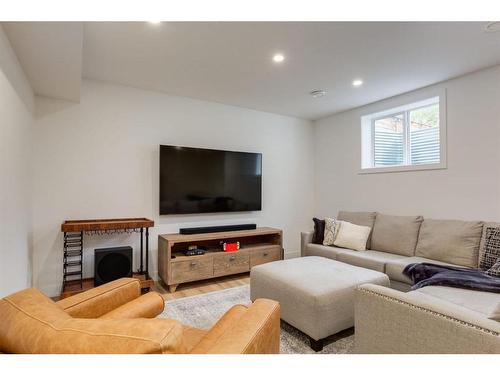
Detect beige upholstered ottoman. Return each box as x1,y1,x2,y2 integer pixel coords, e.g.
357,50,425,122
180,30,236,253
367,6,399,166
250,256,390,351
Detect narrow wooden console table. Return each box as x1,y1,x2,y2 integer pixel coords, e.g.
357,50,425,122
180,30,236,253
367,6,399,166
60,218,155,299
158,227,283,293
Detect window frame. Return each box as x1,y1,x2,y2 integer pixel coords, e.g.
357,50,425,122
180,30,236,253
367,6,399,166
360,89,447,174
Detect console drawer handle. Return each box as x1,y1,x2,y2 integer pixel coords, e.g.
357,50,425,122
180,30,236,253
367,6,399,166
263,252,269,256
190,262,197,267
229,256,236,261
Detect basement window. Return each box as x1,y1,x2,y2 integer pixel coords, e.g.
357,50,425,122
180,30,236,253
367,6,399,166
360,92,446,173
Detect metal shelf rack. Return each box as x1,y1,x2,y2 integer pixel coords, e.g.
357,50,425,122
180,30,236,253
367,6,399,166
60,218,154,298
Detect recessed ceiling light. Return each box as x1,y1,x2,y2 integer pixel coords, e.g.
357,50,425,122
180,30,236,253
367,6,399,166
272,54,285,63
484,21,500,33
352,79,363,87
310,89,327,98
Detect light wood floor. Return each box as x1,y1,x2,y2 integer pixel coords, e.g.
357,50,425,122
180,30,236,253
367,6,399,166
154,273,250,301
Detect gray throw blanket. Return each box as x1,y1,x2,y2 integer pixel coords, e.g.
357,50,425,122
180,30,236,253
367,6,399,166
403,263,500,293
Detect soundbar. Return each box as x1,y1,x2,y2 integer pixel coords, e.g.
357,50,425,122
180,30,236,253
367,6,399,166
179,224,257,235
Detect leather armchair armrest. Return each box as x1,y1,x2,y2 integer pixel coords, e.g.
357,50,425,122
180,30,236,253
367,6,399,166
99,292,165,319
56,278,141,318
189,304,248,353
192,298,280,354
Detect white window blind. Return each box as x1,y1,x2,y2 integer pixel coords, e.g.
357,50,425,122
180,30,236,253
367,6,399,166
373,114,404,167
409,104,440,165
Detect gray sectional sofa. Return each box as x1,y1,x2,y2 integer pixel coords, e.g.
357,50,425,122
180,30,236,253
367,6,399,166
301,211,500,354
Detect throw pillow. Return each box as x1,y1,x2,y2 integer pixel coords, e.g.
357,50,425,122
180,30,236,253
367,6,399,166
486,258,500,278
479,226,500,271
323,217,339,246
312,218,325,244
333,221,371,251
337,211,377,249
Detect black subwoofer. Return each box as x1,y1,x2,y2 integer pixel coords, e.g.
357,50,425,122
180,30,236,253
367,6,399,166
94,246,133,286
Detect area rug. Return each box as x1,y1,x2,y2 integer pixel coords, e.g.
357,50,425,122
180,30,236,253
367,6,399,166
158,285,354,354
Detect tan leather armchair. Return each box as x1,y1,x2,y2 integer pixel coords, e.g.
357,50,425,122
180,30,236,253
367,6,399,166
0,278,280,354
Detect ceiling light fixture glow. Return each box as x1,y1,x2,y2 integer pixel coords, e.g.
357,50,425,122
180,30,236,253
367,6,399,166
148,21,162,25
352,79,363,87
272,53,285,63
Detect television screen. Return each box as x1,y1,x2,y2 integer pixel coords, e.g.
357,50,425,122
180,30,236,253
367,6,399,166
159,145,262,214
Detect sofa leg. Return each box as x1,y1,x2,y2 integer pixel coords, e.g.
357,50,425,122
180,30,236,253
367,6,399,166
309,338,324,352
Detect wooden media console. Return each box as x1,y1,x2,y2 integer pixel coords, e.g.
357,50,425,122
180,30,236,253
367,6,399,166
158,227,283,293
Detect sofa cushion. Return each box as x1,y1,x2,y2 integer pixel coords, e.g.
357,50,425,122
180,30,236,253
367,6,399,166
304,243,351,260
336,250,407,273
337,211,377,249
411,286,500,318
371,214,423,256
415,219,483,268
333,221,371,251
389,280,412,292
385,257,463,284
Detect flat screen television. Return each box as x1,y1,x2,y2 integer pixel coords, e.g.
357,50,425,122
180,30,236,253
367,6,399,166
159,145,262,215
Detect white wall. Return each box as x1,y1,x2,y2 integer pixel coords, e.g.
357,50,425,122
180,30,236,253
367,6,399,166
34,79,315,296
0,26,34,297
314,66,500,222
28,52,500,298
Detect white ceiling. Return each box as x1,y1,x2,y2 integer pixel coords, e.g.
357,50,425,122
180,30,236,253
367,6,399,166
4,22,500,119
3,22,83,102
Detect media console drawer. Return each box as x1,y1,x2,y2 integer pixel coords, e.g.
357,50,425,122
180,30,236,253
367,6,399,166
214,252,250,277
171,257,213,283
250,246,281,267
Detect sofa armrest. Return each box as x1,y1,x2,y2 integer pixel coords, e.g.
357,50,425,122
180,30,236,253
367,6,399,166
57,278,141,318
355,284,500,354
192,298,280,354
301,231,314,257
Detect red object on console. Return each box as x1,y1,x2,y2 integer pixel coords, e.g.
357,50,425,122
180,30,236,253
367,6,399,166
222,242,240,252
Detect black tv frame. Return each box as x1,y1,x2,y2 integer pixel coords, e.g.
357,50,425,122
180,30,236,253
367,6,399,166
159,145,262,215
